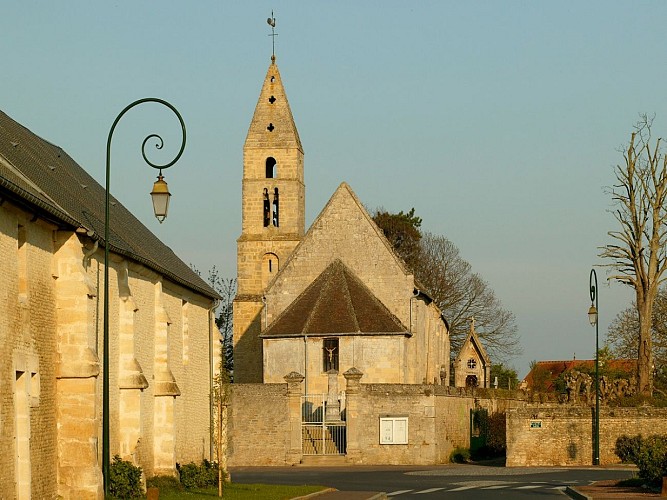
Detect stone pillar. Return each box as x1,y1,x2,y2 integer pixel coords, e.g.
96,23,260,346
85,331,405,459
284,372,304,465
153,281,180,476
343,368,363,463
53,232,102,499
325,370,341,421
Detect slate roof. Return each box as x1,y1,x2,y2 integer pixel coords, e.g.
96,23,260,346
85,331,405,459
0,110,218,300
261,259,409,337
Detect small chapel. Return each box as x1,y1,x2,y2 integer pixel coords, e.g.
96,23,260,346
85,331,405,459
232,55,451,393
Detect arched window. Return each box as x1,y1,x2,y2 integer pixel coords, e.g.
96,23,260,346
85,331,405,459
263,188,270,227
265,157,276,178
272,188,279,227
261,253,279,289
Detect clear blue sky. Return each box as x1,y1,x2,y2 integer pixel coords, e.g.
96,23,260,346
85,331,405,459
4,2,667,377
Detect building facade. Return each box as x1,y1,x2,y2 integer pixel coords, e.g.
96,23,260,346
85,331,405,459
0,110,220,499
233,57,450,391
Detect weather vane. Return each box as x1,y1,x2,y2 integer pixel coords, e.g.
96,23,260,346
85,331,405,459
267,11,277,60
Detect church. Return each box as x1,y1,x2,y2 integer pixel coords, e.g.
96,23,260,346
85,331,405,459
232,55,451,393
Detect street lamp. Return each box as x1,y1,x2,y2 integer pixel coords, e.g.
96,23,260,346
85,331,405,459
103,98,186,495
588,268,600,465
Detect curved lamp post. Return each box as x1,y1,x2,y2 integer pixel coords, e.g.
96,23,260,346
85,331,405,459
103,98,186,495
588,268,600,465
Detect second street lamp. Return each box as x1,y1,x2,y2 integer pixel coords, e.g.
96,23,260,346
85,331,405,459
588,268,600,466
103,98,186,496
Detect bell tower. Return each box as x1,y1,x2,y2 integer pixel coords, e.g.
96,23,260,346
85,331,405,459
233,55,305,382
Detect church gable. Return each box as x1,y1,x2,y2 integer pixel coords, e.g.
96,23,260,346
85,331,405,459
262,259,408,337
454,321,491,388
264,182,414,327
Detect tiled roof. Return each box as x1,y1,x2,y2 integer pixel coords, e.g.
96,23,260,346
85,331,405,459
262,259,409,337
521,359,637,391
0,110,218,300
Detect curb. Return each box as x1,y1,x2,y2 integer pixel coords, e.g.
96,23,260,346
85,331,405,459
564,486,592,500
291,488,338,499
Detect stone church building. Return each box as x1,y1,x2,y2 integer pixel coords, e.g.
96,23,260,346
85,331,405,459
0,110,220,498
233,56,451,392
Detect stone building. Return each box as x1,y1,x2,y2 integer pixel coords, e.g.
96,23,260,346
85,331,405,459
0,110,220,499
233,56,450,391
453,318,491,388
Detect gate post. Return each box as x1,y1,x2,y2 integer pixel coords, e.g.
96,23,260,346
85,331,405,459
284,372,305,464
343,368,363,463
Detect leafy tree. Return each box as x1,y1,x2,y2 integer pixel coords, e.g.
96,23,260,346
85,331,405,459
600,115,667,394
490,363,519,390
372,209,520,362
373,207,423,270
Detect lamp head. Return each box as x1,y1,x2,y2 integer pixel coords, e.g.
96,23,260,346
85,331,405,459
588,304,598,327
150,172,171,223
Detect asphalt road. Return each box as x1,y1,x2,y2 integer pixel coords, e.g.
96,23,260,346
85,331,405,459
229,463,636,499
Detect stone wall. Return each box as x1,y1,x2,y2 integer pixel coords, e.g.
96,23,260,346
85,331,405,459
227,376,526,466
0,205,59,500
506,405,667,466
1,197,217,498
226,383,291,466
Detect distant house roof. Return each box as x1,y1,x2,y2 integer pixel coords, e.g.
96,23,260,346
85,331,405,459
261,259,409,338
0,110,219,300
521,359,637,392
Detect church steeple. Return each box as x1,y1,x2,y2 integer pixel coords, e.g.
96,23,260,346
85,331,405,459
234,56,306,383
241,57,305,237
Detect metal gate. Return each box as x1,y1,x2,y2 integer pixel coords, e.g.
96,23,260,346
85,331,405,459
301,393,346,455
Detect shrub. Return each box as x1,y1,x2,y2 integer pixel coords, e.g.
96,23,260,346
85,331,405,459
177,459,220,489
450,446,470,463
633,435,667,485
615,435,642,464
109,455,143,499
616,434,667,485
146,475,184,492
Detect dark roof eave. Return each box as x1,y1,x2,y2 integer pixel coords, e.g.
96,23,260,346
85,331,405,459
261,330,412,339
0,177,82,230
0,180,220,301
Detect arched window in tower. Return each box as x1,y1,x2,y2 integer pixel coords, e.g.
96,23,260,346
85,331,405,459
263,188,270,227
265,157,276,178
272,188,279,227
261,253,279,289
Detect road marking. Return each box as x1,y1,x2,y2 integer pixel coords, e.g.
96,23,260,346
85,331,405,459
515,485,541,489
414,488,445,494
388,490,414,496
447,485,477,491
550,486,566,490
481,485,511,489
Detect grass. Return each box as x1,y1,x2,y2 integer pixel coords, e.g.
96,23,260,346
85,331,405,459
154,482,328,500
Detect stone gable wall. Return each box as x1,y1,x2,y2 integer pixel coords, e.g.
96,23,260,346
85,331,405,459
265,186,413,329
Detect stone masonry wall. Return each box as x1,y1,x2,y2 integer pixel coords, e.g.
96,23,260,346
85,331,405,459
227,380,525,466
0,204,59,500
227,383,290,466
506,405,667,466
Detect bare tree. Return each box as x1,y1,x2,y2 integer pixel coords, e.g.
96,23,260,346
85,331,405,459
372,210,520,362
607,287,667,390
600,115,667,395
416,232,520,362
